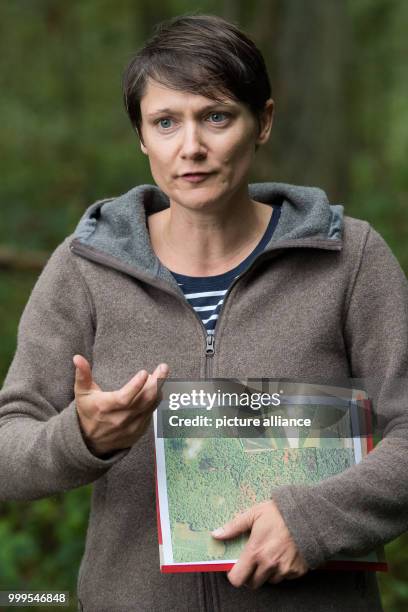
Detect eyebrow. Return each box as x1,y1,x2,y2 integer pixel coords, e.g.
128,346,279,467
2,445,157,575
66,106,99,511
146,102,237,118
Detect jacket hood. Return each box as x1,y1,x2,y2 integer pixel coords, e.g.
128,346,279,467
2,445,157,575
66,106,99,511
72,182,344,289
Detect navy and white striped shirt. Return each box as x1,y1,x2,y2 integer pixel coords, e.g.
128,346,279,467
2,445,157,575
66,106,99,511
170,205,281,335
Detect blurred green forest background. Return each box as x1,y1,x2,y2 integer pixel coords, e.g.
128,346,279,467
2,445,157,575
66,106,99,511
1,0,407,610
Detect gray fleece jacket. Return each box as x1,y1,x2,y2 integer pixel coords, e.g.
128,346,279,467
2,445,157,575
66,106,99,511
1,182,408,612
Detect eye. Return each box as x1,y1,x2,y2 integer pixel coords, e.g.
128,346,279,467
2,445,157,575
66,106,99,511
208,112,229,124
157,117,173,130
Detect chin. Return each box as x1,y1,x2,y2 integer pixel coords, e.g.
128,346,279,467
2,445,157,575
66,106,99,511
170,185,232,210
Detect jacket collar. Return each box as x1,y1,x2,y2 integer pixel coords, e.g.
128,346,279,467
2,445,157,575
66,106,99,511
71,182,343,288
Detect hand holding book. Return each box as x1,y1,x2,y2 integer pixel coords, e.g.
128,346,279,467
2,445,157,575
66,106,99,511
211,499,309,588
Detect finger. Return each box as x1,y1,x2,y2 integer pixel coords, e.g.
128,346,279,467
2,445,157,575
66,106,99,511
211,508,253,540
115,369,150,407
116,363,169,410
246,563,277,590
73,354,94,394
268,572,285,584
226,552,257,588
131,363,170,406
280,561,308,580
149,363,170,391
279,570,300,580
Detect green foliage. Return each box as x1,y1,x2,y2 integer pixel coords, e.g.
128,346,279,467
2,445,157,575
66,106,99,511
0,487,91,612
0,271,38,381
346,0,408,272
379,533,408,612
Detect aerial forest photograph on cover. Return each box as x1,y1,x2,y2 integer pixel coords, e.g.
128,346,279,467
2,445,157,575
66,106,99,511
164,435,355,563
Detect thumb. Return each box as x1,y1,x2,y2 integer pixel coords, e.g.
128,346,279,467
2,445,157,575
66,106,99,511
73,354,94,393
211,509,253,540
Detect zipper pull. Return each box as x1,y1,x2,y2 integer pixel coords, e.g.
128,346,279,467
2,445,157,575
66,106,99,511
205,334,215,356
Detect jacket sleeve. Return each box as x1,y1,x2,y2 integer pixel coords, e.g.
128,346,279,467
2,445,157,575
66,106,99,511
0,238,129,502
271,224,408,569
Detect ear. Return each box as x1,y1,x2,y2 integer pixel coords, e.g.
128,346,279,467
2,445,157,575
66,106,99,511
137,127,148,155
256,99,274,146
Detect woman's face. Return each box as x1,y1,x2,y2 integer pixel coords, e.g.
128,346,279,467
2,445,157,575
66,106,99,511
139,79,273,211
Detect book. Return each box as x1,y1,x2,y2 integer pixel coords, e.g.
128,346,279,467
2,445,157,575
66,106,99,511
153,379,387,573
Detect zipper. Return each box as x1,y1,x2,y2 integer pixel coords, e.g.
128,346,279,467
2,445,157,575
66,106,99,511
70,237,341,379
205,334,215,355
205,334,215,377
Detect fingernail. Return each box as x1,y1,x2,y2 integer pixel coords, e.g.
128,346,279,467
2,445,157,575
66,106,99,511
211,527,225,537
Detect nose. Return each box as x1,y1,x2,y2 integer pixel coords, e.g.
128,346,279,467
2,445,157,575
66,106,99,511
180,122,207,160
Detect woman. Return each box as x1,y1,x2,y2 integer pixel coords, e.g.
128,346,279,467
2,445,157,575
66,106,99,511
1,14,407,612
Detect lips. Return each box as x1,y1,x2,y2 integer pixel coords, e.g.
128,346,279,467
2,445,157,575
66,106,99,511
179,172,214,183
181,172,212,177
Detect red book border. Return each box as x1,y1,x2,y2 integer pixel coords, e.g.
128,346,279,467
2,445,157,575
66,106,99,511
160,560,388,574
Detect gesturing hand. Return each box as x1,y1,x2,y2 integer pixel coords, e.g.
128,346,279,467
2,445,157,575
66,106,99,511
73,354,169,457
211,500,309,589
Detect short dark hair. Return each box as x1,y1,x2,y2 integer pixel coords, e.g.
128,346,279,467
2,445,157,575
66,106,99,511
122,14,271,137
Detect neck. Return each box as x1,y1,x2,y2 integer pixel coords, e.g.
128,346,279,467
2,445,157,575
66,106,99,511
149,187,272,276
